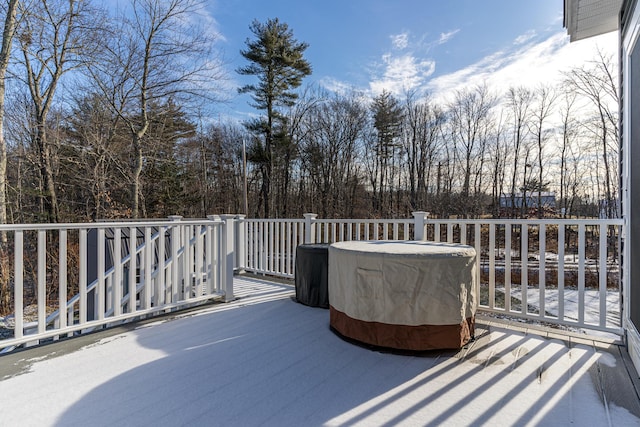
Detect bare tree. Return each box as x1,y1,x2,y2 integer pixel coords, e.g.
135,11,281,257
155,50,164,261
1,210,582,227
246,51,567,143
0,0,18,226
558,89,578,218
448,84,494,217
531,84,557,217
89,0,225,218
434,126,457,217
402,90,445,212
505,86,533,218
0,0,19,314
175,122,245,217
565,51,619,217
275,86,319,217
301,90,368,217
487,110,507,216
15,0,104,222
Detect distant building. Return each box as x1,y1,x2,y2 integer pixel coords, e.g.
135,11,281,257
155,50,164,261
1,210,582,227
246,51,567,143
499,192,556,210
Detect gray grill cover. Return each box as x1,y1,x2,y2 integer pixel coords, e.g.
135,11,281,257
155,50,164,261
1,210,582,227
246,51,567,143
295,244,330,308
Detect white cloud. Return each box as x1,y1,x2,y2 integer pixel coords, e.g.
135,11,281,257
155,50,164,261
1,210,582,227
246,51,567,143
193,6,226,43
390,32,409,50
319,76,355,95
366,29,455,96
514,30,536,45
369,53,436,95
438,29,460,45
320,28,616,107
427,30,618,104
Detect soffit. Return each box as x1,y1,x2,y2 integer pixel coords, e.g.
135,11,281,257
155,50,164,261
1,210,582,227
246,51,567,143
564,0,622,41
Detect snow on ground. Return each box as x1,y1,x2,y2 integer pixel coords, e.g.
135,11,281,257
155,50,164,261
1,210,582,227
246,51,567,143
496,287,621,338
1,277,639,426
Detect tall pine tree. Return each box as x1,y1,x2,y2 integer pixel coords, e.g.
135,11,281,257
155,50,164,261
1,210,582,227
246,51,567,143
371,90,403,215
237,18,311,217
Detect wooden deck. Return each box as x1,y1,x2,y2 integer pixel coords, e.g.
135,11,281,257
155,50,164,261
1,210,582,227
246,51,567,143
2,275,640,426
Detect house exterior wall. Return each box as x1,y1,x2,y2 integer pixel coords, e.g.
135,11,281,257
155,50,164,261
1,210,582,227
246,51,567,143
564,0,640,373
621,0,640,374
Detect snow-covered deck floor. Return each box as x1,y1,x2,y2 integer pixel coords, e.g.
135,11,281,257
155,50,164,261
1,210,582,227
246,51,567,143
2,275,640,426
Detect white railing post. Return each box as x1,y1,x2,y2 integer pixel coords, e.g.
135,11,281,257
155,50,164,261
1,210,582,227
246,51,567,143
143,226,152,309
58,230,67,331
128,226,138,311
235,214,246,272
14,230,23,339
220,214,236,302
37,230,46,335
168,215,182,303
97,228,105,321
113,228,122,316
79,229,87,325
413,211,428,241
207,215,221,293
304,213,317,244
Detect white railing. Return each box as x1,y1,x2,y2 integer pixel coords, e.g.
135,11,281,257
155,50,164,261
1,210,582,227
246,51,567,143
0,212,624,352
243,213,420,277
240,213,624,335
0,215,237,351
244,217,305,277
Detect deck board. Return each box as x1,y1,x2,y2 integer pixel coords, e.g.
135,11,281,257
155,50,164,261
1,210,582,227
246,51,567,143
1,276,639,426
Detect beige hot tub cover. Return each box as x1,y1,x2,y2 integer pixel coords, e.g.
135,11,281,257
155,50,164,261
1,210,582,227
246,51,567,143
329,240,477,350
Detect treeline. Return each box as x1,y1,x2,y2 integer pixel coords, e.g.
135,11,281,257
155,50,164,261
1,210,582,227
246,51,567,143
242,63,618,220
0,1,619,223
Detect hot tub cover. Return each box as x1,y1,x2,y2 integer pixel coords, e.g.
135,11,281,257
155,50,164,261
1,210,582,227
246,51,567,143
328,240,477,350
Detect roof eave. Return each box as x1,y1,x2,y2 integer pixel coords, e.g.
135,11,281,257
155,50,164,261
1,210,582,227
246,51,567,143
564,0,623,42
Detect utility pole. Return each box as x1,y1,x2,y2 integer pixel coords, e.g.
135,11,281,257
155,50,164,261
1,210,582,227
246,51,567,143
242,138,249,216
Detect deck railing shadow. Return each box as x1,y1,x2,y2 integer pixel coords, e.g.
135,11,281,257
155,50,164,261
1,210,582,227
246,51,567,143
50,294,632,426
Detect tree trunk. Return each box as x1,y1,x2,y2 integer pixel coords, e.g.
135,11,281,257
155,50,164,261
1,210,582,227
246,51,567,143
0,0,20,313
35,125,59,223
132,134,144,219
0,0,17,228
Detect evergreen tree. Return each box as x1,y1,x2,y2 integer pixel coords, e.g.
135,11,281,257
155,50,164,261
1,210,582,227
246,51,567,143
237,18,311,217
370,90,403,215
142,101,196,217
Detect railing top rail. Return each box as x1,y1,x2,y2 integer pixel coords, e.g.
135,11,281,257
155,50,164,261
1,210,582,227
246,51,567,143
245,218,305,223
314,218,413,224
0,218,223,231
425,218,624,225
242,217,623,226
0,216,622,231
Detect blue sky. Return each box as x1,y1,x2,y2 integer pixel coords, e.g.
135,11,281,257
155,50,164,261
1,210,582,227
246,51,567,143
205,0,617,120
